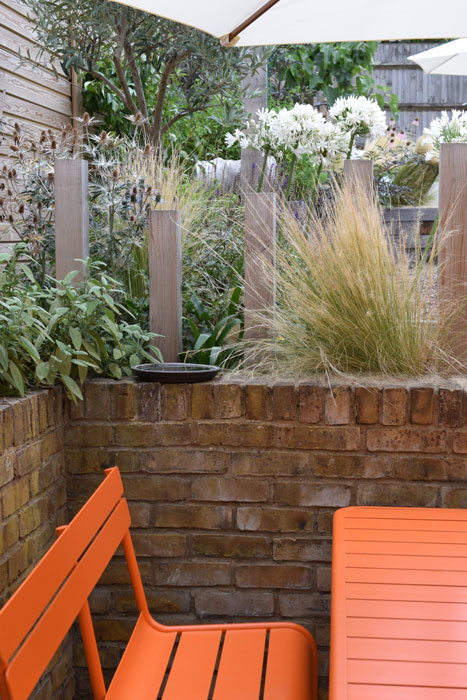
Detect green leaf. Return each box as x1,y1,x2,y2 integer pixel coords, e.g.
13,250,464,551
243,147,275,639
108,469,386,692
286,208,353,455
60,374,83,401
0,344,9,372
62,270,79,285
109,363,122,379
19,337,41,362
36,361,50,382
113,347,123,360
9,362,25,396
70,327,82,351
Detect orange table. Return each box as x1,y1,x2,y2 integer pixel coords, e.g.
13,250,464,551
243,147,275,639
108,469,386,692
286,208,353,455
330,506,467,700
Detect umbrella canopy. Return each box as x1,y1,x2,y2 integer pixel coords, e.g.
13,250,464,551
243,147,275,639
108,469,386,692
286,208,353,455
408,38,467,75
111,0,467,46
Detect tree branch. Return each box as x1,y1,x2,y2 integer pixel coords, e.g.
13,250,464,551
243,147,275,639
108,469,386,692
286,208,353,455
123,39,148,120
87,68,129,106
160,106,206,135
152,50,191,145
113,52,138,115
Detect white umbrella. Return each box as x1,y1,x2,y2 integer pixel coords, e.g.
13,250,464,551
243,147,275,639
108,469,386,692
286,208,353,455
408,38,467,75
111,0,467,46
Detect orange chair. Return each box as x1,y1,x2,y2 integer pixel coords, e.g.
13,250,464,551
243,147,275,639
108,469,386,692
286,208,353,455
0,467,318,700
330,505,467,699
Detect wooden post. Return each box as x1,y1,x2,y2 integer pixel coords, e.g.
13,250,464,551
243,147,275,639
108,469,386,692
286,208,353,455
241,52,268,191
54,159,89,281
148,210,182,362
343,159,374,199
438,143,467,366
244,192,277,354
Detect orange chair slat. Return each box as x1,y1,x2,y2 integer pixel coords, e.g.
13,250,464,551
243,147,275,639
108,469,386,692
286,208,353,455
330,506,467,700
347,582,467,603
347,617,467,642
163,631,222,700
346,527,467,544
346,539,467,557
0,467,123,663
348,637,467,664
347,599,467,622
346,552,467,571
348,685,467,700
212,629,265,700
106,616,177,700
346,566,467,587
348,659,467,688
6,498,130,700
263,628,316,700
345,517,467,532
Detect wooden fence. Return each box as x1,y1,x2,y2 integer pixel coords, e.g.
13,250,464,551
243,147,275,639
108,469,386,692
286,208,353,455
53,154,467,367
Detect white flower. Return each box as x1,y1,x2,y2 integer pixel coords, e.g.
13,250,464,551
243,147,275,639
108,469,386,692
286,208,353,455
330,96,387,145
422,110,467,161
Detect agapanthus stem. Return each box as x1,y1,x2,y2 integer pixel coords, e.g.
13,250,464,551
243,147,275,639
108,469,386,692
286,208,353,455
285,153,297,201
311,162,323,204
346,132,356,160
257,147,270,193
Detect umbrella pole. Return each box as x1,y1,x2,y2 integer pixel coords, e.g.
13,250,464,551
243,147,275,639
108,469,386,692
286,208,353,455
220,0,281,46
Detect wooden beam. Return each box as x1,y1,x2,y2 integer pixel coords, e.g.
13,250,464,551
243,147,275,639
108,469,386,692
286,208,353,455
343,159,374,199
221,0,281,46
244,192,277,357
438,142,467,367
54,159,89,282
148,209,182,363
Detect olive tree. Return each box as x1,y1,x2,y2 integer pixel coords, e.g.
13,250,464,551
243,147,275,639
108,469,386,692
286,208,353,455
24,0,265,146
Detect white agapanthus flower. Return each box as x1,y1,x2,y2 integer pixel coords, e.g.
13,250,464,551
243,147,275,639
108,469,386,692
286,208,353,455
329,96,387,144
422,110,467,161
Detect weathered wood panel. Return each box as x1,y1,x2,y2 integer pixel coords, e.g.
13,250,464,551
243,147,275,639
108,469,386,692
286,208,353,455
373,42,467,136
0,0,72,248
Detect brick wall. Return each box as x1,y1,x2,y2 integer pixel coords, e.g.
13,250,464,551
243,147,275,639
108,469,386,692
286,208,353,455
65,377,467,696
0,388,74,700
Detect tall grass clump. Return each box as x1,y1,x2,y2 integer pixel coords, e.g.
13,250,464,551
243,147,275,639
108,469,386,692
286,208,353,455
252,183,449,377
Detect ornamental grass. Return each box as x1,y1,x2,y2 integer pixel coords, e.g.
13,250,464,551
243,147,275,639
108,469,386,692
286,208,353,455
247,183,457,377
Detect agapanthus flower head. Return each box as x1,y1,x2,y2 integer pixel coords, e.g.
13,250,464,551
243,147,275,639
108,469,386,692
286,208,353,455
422,110,467,161
329,96,387,142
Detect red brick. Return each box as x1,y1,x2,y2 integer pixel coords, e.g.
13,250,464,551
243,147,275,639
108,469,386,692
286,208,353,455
213,383,244,418
116,590,190,614
316,567,332,591
161,384,191,420
325,387,352,425
232,450,309,476
237,507,313,533
89,589,112,614
99,559,152,585
410,388,435,425
439,389,463,427
191,534,270,559
2,405,14,450
85,381,111,419
154,504,231,529
93,619,135,642
0,452,14,487
317,511,335,533
278,592,330,616
382,388,407,425
245,383,272,421
141,449,228,474
195,590,273,617
132,533,186,557
442,488,467,509
275,425,360,451
191,476,269,502
391,457,447,481
298,385,324,424
2,477,30,517
236,565,312,589
198,422,274,448
367,428,447,453
191,384,214,419
123,476,188,501
272,383,298,421
128,502,151,528
312,454,382,479
154,562,231,586
274,482,351,507
453,432,467,454
113,423,154,447
355,387,380,424
136,382,161,422
12,401,24,446
154,423,194,446
356,482,438,507
273,538,332,562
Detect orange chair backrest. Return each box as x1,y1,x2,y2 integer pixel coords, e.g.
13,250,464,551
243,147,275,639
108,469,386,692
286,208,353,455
0,468,133,700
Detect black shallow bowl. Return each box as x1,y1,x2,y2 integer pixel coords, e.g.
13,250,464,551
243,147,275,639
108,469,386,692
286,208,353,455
132,363,220,383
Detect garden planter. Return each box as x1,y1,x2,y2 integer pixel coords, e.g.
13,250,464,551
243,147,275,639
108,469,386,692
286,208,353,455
383,206,437,251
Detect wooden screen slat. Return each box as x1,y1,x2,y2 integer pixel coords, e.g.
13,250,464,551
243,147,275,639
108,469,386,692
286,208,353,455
105,617,177,700
0,467,123,663
5,499,129,700
213,629,265,700
263,628,314,700
163,631,221,700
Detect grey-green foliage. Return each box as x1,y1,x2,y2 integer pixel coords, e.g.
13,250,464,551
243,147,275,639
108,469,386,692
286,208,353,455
0,245,159,401
21,0,266,146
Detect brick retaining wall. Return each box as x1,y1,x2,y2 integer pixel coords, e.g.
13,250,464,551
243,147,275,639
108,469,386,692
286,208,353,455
0,388,73,700
64,377,467,697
